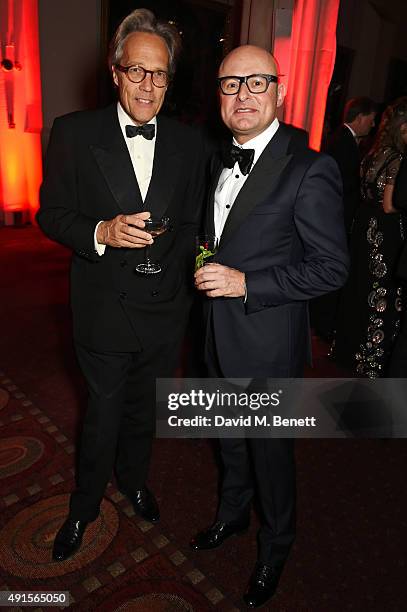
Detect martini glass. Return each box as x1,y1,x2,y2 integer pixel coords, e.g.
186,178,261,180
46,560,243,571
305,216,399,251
135,216,169,274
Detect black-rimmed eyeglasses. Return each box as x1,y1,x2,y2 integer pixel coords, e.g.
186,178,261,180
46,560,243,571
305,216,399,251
115,64,169,88
217,74,278,95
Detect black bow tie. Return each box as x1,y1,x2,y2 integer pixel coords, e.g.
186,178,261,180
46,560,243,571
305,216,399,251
223,144,255,176
125,123,155,140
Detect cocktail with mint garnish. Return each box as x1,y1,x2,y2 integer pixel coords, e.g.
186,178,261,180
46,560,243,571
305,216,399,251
195,234,218,270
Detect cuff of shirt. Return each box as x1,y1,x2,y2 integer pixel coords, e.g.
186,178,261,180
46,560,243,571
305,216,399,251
243,276,247,303
94,221,106,256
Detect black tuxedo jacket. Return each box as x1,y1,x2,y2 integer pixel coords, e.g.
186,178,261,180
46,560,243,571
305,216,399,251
38,104,206,352
205,123,349,377
326,125,361,234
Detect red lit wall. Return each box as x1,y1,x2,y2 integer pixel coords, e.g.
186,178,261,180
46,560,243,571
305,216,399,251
0,0,43,224
279,0,340,151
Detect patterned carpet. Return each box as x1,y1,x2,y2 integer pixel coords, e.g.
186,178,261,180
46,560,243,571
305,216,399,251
0,380,227,611
0,226,406,611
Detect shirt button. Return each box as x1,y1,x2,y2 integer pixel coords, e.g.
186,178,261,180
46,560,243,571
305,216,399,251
119,291,127,299
226,205,230,209
151,290,159,297
235,174,240,178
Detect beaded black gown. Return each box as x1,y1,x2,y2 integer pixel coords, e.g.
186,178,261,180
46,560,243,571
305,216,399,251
335,146,405,377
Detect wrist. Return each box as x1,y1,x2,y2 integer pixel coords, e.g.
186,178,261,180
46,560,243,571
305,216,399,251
241,272,247,299
97,221,107,245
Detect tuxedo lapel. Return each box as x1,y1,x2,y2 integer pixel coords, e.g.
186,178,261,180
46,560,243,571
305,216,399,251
218,125,293,249
90,105,143,214
144,116,182,218
206,157,222,235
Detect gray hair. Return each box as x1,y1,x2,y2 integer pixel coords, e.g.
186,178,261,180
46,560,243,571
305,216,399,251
109,8,181,78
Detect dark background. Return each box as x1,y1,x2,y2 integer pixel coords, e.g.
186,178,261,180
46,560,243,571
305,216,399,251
99,0,243,139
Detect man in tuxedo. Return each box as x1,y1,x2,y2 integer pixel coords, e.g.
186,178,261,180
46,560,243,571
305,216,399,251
191,45,349,608
327,97,376,236
37,9,205,561
312,96,376,341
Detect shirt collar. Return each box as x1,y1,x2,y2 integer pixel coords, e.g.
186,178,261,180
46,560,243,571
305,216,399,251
232,118,279,163
344,123,357,139
117,102,157,140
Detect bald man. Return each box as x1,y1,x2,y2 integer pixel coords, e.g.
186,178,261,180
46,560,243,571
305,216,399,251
191,46,349,608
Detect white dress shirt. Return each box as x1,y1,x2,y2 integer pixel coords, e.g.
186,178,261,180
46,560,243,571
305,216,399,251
214,118,279,240
94,102,157,255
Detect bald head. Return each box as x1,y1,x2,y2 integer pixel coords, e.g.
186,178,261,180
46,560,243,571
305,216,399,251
218,45,284,144
219,45,278,78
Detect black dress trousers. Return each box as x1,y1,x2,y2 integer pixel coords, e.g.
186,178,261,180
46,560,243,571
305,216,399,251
206,314,296,566
70,335,182,522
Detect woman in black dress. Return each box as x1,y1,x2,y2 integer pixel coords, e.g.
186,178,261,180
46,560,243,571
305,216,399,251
335,98,407,377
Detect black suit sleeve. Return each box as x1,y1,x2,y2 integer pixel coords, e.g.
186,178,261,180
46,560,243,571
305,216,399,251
245,155,349,312
37,117,99,261
326,130,358,195
326,129,360,234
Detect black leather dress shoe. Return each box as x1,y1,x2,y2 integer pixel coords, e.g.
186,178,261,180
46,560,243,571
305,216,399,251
52,518,89,561
243,562,283,608
128,487,159,523
190,520,249,551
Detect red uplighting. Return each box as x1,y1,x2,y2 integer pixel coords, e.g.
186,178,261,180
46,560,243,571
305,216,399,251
282,0,340,151
0,0,43,223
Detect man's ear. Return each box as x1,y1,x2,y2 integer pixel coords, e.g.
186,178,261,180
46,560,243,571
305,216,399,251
276,82,286,108
112,66,119,87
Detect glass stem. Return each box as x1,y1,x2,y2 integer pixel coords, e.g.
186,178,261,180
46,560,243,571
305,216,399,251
144,245,151,265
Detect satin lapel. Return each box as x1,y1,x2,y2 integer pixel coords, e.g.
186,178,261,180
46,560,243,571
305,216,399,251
90,105,143,214
219,126,293,250
143,116,181,218
206,157,223,235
